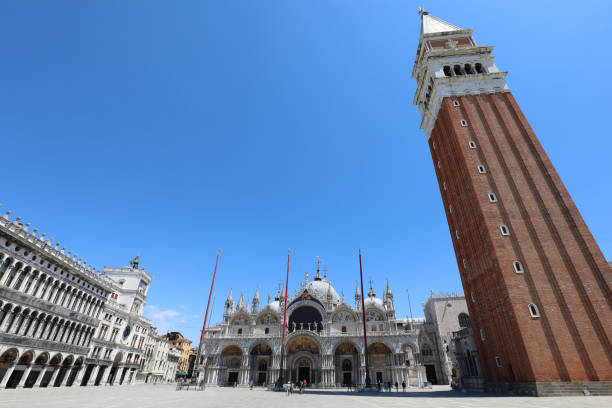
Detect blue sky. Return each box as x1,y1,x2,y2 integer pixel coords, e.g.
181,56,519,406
1,1,610,343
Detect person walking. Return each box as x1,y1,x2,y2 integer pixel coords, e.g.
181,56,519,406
395,381,398,392
402,380,406,392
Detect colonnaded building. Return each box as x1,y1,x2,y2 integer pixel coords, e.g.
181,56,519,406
196,266,471,388
0,211,168,389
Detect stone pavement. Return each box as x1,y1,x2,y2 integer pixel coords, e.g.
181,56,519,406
0,384,610,408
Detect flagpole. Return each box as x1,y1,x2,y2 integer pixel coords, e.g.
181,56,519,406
195,248,221,382
277,249,291,390
359,249,372,389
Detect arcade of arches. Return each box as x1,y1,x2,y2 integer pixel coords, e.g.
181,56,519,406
0,347,137,389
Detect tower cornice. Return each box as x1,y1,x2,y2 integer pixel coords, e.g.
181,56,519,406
419,72,509,138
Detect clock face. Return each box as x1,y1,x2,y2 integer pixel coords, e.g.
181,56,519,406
123,325,131,339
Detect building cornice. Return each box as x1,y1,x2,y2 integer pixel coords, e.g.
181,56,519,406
420,73,509,138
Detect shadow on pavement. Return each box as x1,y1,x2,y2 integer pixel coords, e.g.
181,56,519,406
294,389,520,398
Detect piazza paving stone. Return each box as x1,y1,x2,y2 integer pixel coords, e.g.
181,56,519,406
1,385,611,408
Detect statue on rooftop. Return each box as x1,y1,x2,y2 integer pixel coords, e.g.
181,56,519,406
130,254,140,269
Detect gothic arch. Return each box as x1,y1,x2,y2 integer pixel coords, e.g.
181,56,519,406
17,350,34,365
0,348,19,364
230,313,251,326
286,334,320,355
255,311,279,325
331,304,357,322
333,341,360,355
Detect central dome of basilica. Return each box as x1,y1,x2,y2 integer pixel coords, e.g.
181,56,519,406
305,278,340,303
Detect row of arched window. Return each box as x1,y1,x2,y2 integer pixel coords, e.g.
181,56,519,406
443,63,486,77
0,253,105,320
0,300,95,348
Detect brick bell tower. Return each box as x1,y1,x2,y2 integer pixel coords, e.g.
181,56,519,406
412,11,612,395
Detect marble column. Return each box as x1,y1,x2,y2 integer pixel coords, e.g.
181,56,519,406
33,366,48,387
0,365,16,388
100,366,112,386
16,365,33,388
74,366,86,386
47,367,61,388
87,365,100,386
60,366,73,386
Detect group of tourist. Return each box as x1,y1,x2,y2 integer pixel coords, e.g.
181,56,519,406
275,379,308,396
377,380,406,392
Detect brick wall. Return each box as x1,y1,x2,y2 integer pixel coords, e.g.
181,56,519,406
427,93,612,385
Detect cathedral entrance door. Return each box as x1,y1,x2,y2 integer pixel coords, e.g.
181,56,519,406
228,371,238,384
343,372,351,386
298,367,310,383
258,372,266,384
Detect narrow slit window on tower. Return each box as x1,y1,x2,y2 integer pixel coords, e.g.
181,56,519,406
443,182,447,191
495,356,502,368
455,230,460,239
449,204,453,213
513,261,524,274
488,193,497,203
443,66,452,77
480,328,485,341
453,100,460,107
528,303,540,318
437,160,441,169
478,165,487,174
500,225,510,236
471,292,476,303
475,63,485,74
432,141,436,150
462,258,467,268
469,141,477,149
460,119,468,127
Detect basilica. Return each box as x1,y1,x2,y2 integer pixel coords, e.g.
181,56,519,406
196,267,430,388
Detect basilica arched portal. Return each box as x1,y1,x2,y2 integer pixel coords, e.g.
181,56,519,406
335,342,359,386
286,335,320,384
249,343,272,385
368,342,392,385
220,345,242,385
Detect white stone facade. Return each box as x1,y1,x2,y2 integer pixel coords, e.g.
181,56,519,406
0,211,154,389
419,292,471,385
84,264,152,386
195,269,428,388
0,213,111,389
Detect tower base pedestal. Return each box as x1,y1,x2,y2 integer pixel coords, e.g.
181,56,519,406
484,381,612,396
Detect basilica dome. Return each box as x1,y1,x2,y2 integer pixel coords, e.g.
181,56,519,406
262,300,281,314
306,279,340,303
364,296,384,310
